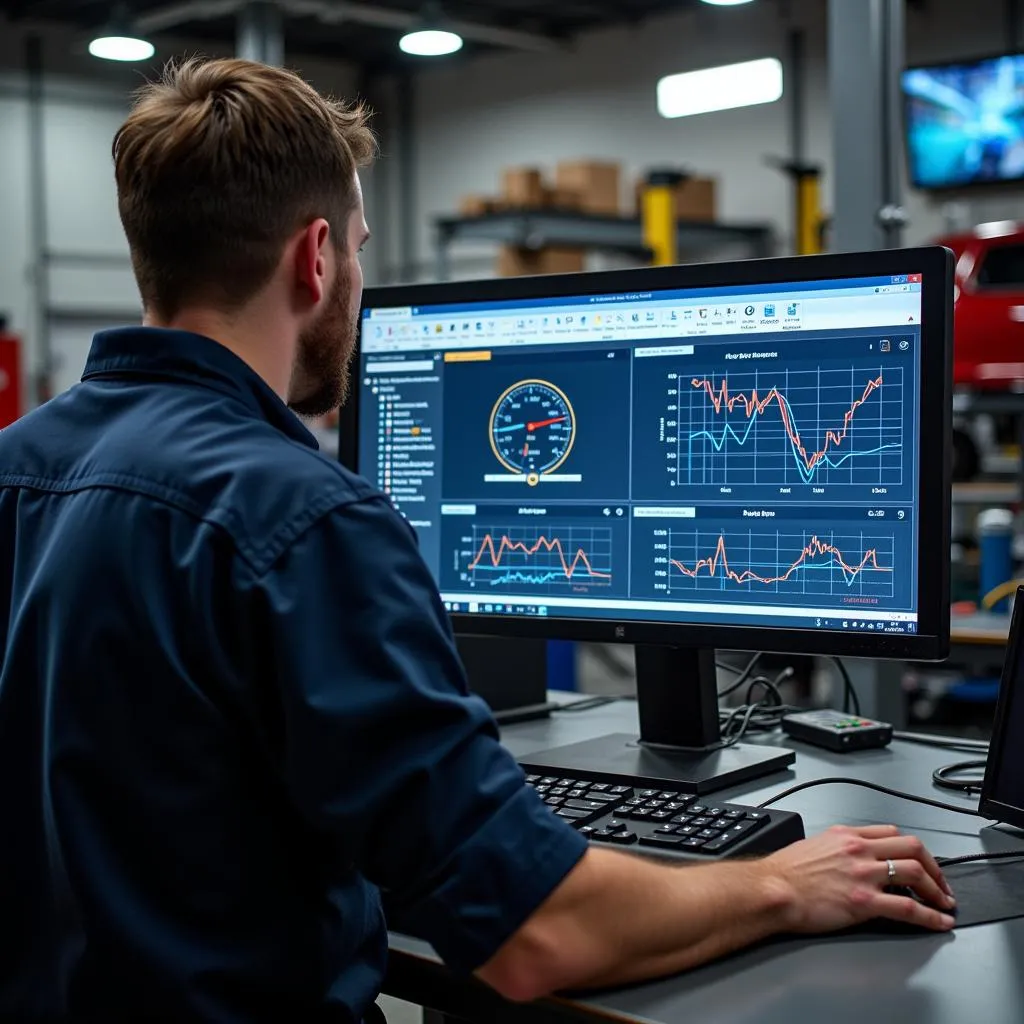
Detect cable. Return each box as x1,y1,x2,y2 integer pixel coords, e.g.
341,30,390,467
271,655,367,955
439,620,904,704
981,578,1024,611
832,657,861,717
757,776,984,816
936,851,1024,868
554,695,620,713
932,759,988,795
716,652,763,698
894,730,989,754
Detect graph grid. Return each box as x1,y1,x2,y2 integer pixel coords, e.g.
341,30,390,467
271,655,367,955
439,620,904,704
665,529,895,600
677,366,904,488
467,525,613,592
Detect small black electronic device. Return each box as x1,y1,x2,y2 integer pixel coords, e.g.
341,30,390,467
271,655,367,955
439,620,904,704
781,709,894,752
523,770,805,859
980,589,1024,827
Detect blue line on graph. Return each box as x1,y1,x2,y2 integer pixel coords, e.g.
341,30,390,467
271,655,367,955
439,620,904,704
473,567,612,586
688,394,900,483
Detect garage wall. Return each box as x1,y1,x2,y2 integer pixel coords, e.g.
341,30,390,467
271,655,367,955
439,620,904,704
403,0,1024,281
0,19,361,407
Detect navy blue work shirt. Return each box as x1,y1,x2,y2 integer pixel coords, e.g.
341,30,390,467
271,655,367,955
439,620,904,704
0,328,587,1023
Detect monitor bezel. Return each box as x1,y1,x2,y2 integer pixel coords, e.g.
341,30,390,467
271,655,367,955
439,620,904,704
979,589,1024,828
341,247,953,661
902,50,1024,192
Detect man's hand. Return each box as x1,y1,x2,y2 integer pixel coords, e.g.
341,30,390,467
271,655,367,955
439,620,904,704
760,824,957,933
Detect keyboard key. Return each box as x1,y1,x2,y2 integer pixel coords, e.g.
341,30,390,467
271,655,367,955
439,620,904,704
659,791,678,801
691,817,711,827
689,805,707,816
610,785,632,795
526,775,540,784
567,789,587,799
629,808,653,820
590,783,609,792
654,824,678,834
744,810,770,821
726,818,768,841
535,786,550,795
639,833,682,848
625,797,645,807
565,799,609,812
556,808,591,820
647,800,666,809
710,819,734,831
544,797,564,807
707,808,725,818
650,810,674,821
671,814,693,825
613,805,633,816
608,830,638,845
700,836,733,852
541,777,558,786
675,825,698,836
585,792,618,804
606,820,626,831
722,809,745,820
560,779,578,788
579,826,596,837
550,788,568,797
665,802,689,812
640,789,659,798
591,828,616,840
698,828,721,839
681,837,707,850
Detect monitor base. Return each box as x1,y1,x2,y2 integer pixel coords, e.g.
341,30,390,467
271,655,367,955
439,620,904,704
519,732,796,796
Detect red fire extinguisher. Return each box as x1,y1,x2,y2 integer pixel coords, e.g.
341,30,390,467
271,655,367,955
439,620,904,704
0,314,23,428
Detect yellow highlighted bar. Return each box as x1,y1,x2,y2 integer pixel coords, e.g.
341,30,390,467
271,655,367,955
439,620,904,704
444,350,492,363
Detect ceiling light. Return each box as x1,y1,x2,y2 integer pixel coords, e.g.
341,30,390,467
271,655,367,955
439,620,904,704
657,57,783,119
88,34,155,61
700,0,757,6
399,28,463,56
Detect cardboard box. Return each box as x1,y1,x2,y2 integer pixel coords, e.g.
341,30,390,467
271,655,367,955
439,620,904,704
635,176,718,222
544,185,582,210
555,160,621,215
497,246,586,277
501,167,546,207
458,194,493,217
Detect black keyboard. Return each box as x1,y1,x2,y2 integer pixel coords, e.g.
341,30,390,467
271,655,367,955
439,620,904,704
524,770,804,859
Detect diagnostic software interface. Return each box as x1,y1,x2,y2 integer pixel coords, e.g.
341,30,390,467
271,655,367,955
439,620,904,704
358,273,924,636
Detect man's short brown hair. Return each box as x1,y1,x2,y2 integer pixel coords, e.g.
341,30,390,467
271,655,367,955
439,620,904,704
113,57,375,320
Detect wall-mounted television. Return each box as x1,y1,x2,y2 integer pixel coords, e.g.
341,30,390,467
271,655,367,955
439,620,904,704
903,53,1024,190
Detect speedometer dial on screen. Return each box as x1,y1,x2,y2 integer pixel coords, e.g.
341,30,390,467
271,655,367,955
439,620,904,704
489,379,576,486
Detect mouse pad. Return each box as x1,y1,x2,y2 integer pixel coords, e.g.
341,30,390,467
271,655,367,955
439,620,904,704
856,858,1024,934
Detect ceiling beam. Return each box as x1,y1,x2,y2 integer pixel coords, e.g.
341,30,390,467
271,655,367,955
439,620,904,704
135,0,565,53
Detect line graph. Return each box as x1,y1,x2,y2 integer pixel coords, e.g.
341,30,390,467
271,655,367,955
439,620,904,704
466,526,613,591
675,366,904,488
662,529,895,600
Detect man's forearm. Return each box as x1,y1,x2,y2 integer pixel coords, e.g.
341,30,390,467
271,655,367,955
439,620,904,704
478,848,790,1000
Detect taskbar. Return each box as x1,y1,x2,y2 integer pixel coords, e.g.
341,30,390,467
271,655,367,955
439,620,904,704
440,593,918,635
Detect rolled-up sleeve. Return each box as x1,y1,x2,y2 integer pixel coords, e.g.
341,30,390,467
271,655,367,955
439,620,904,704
249,495,588,971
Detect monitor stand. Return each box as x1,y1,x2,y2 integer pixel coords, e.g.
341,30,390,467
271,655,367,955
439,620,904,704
518,646,795,796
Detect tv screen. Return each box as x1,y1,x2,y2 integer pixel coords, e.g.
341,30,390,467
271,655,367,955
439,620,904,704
903,53,1024,189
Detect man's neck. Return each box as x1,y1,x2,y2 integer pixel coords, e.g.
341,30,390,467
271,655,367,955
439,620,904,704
145,307,294,402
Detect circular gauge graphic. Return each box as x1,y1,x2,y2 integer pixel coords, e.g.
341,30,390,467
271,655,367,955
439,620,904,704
489,379,576,486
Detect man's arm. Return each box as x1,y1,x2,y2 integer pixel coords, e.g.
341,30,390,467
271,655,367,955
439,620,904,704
479,824,956,1001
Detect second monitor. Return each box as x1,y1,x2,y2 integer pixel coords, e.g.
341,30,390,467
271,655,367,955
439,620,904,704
344,248,953,792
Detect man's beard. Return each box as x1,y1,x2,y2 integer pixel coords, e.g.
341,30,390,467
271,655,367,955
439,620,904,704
288,270,357,418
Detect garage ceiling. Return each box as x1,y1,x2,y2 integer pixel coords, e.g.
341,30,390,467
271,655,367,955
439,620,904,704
0,0,701,70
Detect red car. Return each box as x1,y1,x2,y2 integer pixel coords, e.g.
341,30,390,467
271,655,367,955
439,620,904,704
936,222,1024,389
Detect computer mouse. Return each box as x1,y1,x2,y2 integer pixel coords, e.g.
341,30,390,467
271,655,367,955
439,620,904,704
884,884,959,917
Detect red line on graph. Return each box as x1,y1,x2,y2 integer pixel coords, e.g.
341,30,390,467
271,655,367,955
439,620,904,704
690,375,883,474
469,534,612,580
669,534,891,586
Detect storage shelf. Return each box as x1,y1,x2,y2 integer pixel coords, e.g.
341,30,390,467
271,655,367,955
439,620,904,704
433,209,774,278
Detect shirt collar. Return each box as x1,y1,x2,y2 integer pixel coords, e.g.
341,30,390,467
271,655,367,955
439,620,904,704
82,327,319,450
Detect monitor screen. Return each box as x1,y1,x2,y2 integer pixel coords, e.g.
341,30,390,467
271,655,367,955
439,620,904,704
352,254,950,658
903,53,1024,189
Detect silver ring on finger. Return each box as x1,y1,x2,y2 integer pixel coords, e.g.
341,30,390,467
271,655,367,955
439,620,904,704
886,858,897,885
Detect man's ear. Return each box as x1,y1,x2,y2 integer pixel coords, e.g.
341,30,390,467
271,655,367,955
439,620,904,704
294,218,331,306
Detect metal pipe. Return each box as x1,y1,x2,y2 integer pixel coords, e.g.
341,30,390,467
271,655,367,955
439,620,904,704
25,33,52,404
880,0,906,248
787,28,805,168
136,0,242,34
236,0,284,65
397,72,416,283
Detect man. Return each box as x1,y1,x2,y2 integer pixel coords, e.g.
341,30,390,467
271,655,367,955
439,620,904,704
0,57,955,1023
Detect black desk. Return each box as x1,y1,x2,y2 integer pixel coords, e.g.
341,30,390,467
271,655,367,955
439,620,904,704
385,699,1024,1024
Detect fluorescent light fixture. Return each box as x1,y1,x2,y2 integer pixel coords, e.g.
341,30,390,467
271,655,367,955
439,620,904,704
399,28,463,56
701,0,756,5
974,220,1019,239
657,57,783,119
88,34,155,61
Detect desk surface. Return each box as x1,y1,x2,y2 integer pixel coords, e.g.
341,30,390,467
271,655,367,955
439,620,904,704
951,610,1011,645
387,699,1024,1024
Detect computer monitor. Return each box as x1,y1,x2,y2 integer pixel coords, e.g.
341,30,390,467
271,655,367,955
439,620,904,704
341,247,953,792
